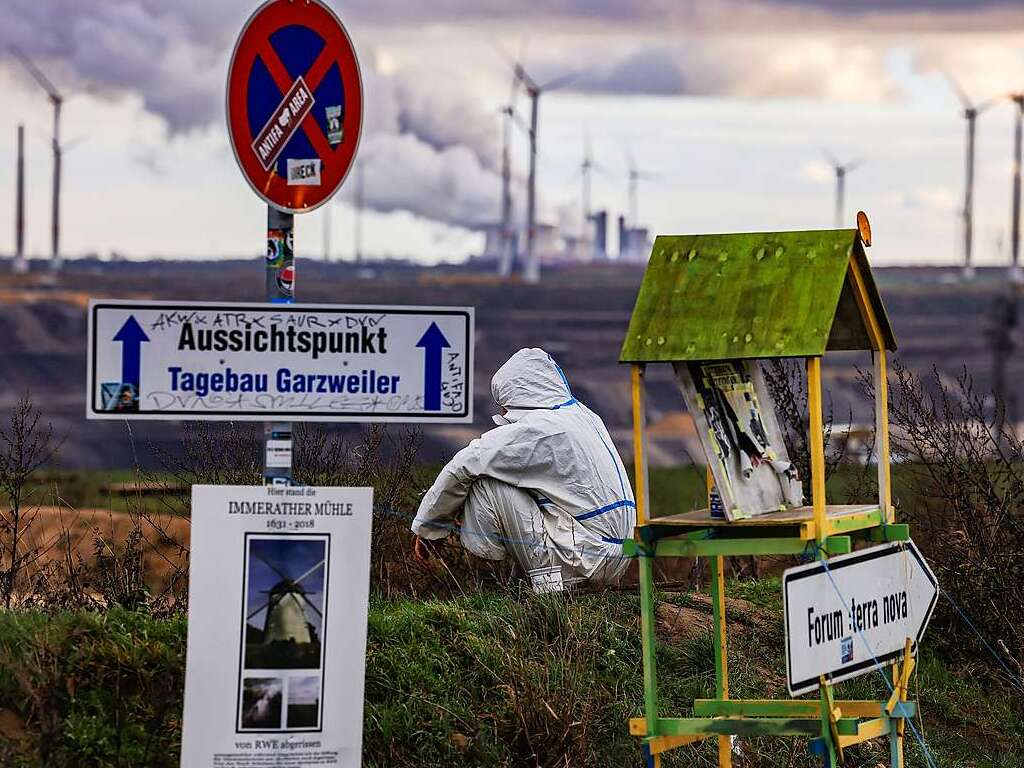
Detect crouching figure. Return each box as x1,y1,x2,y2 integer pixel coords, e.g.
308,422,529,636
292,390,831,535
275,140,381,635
411,348,635,587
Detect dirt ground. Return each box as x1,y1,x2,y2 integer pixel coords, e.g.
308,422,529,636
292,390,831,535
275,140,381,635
17,506,190,596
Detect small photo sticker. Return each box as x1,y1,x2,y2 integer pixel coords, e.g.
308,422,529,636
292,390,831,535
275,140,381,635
101,382,139,412
840,636,854,664
326,105,343,145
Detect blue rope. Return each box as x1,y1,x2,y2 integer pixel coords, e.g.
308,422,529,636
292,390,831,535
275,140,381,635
937,586,1024,696
385,507,634,562
816,551,940,768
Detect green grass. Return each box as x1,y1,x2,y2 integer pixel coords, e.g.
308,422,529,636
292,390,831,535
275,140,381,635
0,587,1021,767
5,469,181,515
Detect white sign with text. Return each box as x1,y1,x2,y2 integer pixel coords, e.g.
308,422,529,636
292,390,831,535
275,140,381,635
86,300,473,422
181,484,373,768
783,541,937,696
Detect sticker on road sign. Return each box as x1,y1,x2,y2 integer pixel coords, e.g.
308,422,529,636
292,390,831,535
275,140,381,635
86,300,474,423
782,541,937,696
227,0,363,213
326,105,343,145
266,228,292,266
265,439,293,468
251,77,315,171
287,158,321,185
276,263,295,296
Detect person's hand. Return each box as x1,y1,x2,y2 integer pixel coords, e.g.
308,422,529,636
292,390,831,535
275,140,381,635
413,536,432,562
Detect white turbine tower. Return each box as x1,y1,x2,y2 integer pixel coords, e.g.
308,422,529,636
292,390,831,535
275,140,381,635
946,74,998,279
511,60,576,284
497,74,519,278
822,149,862,229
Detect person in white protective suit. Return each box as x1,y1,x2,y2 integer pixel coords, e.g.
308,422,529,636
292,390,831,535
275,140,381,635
411,348,636,585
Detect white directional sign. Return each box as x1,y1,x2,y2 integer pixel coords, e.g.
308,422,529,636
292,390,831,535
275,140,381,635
783,541,937,696
87,300,473,422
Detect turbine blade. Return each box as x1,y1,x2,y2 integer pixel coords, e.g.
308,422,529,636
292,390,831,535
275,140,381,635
10,46,61,100
592,158,614,178
490,37,516,69
251,552,290,582
293,559,325,585
300,592,323,618
62,135,88,154
540,71,578,92
844,158,864,173
944,71,972,110
976,95,1005,115
247,598,271,621
510,110,531,138
821,147,840,168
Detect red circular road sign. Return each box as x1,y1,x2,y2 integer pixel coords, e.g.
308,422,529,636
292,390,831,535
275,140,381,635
226,0,363,214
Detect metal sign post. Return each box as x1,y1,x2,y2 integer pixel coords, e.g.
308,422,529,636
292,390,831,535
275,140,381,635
265,207,295,483
225,0,364,485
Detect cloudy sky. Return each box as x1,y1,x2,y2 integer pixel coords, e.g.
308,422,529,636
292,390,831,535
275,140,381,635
3,0,1024,265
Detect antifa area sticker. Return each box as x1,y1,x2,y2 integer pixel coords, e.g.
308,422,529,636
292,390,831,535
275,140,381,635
251,77,315,171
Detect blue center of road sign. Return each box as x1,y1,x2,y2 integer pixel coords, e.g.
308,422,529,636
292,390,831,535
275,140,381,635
246,24,345,179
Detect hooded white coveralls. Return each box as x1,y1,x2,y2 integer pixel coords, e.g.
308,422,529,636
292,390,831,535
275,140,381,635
411,348,636,585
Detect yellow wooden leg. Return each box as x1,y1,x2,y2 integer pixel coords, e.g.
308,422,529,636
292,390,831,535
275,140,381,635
806,357,828,542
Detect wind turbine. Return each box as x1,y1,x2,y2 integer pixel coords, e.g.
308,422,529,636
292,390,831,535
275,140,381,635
577,131,609,260
13,125,26,274
11,47,66,272
947,75,998,279
1009,93,1024,280
625,146,659,229
497,74,518,278
822,149,862,228
353,160,364,263
512,61,576,284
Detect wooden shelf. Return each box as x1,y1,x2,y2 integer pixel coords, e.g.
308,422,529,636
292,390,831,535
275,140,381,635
652,504,880,529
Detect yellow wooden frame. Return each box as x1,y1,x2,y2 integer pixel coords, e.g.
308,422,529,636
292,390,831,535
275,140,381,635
627,245,904,768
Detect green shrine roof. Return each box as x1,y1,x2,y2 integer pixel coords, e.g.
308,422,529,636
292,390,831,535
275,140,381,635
619,229,896,363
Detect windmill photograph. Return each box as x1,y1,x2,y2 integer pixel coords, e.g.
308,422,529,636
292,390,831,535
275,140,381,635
242,536,328,671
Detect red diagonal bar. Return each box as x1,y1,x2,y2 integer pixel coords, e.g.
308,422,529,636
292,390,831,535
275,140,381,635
255,39,293,96
255,39,334,162
302,40,338,91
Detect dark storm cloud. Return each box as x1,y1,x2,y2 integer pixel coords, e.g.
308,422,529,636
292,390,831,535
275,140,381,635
764,0,1021,10
574,49,689,96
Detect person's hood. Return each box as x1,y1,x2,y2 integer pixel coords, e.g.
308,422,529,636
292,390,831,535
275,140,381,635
490,348,574,424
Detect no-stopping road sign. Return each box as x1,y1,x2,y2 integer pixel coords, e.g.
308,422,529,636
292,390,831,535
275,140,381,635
227,0,362,213
783,541,937,696
86,300,473,423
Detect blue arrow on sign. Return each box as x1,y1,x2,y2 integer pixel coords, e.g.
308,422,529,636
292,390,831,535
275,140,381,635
416,322,450,411
113,315,150,390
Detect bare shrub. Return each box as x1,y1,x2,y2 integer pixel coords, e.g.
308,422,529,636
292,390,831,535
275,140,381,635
0,394,63,609
874,361,1024,662
762,359,849,496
